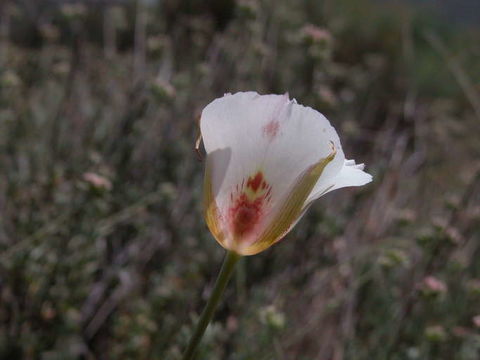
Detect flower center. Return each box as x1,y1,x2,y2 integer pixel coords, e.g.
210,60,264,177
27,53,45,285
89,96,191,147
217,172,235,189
230,194,262,236
228,171,272,238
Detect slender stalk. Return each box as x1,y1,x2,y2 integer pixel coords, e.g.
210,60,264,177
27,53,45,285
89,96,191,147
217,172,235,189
182,251,241,360
235,256,247,305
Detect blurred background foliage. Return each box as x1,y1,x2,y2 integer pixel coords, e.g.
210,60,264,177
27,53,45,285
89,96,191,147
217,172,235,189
0,0,480,359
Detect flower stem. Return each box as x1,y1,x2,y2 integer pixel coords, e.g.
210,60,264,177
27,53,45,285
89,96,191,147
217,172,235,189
182,250,241,360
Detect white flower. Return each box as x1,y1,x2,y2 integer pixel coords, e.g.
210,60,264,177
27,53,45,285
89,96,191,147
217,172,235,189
201,92,372,255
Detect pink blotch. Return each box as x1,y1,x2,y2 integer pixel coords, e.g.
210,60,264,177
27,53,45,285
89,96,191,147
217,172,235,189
229,172,273,238
229,193,263,237
263,120,280,139
247,171,264,192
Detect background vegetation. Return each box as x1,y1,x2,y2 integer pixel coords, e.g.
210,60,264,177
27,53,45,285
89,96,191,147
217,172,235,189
1,0,479,359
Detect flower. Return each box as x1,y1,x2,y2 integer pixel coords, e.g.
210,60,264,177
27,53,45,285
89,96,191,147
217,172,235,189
421,276,447,296
83,172,112,191
425,325,447,342
301,25,332,45
200,92,372,255
473,315,480,328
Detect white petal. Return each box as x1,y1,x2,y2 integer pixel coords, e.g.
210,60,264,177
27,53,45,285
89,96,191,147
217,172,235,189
201,92,345,244
306,159,372,203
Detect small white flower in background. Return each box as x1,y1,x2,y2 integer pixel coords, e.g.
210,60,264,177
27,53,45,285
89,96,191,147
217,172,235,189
422,276,447,295
473,315,480,328
83,172,112,191
200,92,372,255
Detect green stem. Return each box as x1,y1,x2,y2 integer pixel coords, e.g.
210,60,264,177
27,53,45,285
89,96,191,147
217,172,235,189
182,250,241,360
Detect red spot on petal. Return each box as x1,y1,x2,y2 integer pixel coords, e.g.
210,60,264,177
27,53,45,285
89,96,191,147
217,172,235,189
229,172,273,238
229,194,263,237
247,171,264,192
263,120,280,139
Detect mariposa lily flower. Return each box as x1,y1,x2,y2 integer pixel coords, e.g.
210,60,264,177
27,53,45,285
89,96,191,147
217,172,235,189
201,91,372,256
182,92,372,360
